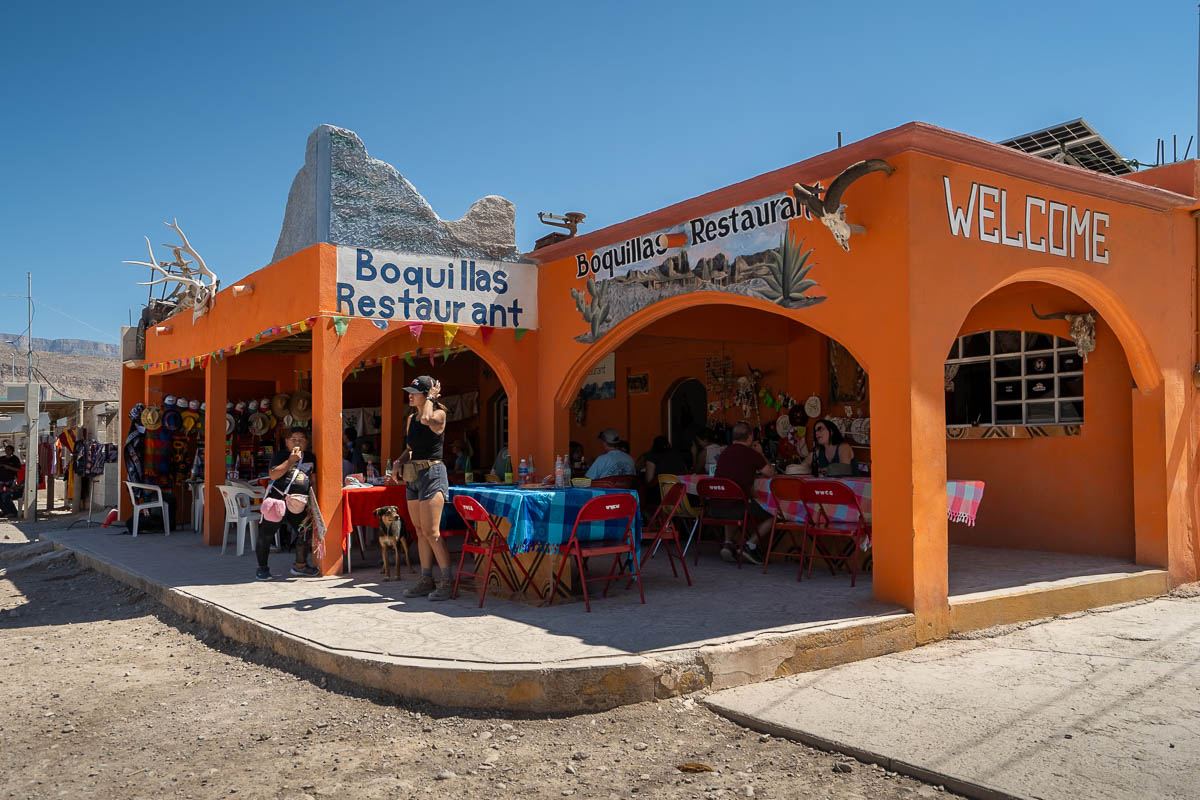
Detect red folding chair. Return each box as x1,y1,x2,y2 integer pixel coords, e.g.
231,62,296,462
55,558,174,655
797,480,871,587
589,474,634,489
695,478,750,567
638,482,691,586
451,495,542,607
548,493,643,612
762,477,807,574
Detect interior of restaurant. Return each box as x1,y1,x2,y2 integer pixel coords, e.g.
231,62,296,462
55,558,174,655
569,304,870,478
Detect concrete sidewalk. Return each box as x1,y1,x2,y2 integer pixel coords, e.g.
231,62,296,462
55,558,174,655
706,592,1200,800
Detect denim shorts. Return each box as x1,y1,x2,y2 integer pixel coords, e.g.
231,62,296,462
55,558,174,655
406,462,449,502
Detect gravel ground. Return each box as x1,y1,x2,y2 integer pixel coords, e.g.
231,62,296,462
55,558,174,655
0,550,955,800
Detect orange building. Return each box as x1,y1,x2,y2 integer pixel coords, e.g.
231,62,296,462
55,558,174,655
121,121,1200,640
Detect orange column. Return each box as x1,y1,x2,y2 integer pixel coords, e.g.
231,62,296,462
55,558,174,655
380,357,406,466
867,348,949,641
312,320,345,575
202,356,228,545
118,366,148,519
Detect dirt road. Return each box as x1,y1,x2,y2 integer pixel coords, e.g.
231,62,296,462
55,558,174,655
0,550,951,799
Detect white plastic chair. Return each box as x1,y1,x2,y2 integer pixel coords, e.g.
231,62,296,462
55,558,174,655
124,481,171,538
217,485,261,555
190,481,205,532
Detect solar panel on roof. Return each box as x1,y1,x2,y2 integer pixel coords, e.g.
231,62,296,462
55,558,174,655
998,118,1133,177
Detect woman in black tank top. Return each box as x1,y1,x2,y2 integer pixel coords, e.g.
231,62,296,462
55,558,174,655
390,375,454,600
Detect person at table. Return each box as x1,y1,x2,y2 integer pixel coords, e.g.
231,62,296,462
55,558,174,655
450,439,473,473
343,427,365,479
639,435,687,510
586,428,635,480
0,444,21,517
568,441,588,476
692,428,725,475
256,427,319,581
390,375,455,601
711,421,776,565
812,419,856,476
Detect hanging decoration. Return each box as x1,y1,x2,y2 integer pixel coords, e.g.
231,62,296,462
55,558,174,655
137,315,525,374
479,326,494,345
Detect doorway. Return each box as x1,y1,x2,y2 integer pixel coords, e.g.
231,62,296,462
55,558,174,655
667,378,706,453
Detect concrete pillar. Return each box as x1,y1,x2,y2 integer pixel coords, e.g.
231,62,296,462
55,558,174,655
203,356,228,545
22,383,40,521
866,351,949,642
380,356,406,466
311,321,344,575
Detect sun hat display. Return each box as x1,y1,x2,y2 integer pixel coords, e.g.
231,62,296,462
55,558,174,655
774,413,794,438
188,399,200,411
271,393,290,418
163,408,183,433
804,394,822,418
141,406,164,431
225,413,235,436
289,389,313,422
181,409,200,433
249,412,271,438
234,401,247,414
163,394,177,408
248,399,259,411
175,396,189,409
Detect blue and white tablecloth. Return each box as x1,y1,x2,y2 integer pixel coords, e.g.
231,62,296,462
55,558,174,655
448,485,641,555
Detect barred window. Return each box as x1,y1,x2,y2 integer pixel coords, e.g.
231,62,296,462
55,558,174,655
945,330,1084,427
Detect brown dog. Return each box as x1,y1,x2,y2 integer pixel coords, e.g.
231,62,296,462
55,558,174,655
372,506,410,580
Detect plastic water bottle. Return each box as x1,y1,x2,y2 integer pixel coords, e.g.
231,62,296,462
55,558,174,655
554,456,565,488
518,457,529,484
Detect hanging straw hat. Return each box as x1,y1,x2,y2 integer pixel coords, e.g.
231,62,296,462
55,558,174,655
271,393,291,418
225,413,235,436
249,412,271,438
181,410,200,433
141,406,164,431
289,389,313,422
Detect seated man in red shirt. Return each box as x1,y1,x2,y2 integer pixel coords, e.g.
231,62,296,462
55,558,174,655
711,421,776,565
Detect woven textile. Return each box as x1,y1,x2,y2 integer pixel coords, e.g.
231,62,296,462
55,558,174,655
448,486,641,555
675,475,985,527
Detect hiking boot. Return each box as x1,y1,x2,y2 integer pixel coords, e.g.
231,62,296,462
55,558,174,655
428,580,455,602
720,543,736,563
740,546,763,566
290,564,320,577
404,575,436,598
255,567,272,581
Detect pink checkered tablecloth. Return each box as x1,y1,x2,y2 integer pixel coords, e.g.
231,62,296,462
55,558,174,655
674,474,985,526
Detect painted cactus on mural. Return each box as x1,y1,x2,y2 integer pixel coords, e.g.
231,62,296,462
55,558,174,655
760,231,819,308
570,278,613,340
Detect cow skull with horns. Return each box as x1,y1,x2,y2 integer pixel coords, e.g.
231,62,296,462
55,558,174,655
792,159,894,252
1031,305,1096,361
124,220,219,323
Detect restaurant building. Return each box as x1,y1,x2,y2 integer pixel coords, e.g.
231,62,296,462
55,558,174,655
120,121,1200,640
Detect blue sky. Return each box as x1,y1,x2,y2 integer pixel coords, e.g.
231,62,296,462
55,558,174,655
1,0,1196,343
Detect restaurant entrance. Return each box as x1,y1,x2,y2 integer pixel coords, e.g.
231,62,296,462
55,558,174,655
944,281,1141,597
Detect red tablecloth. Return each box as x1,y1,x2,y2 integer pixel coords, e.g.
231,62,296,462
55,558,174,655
340,485,411,544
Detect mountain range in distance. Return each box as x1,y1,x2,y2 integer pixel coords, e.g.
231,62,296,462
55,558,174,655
0,334,118,359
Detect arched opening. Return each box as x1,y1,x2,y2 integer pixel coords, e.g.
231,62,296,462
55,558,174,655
942,281,1141,597
666,378,707,453
562,300,874,591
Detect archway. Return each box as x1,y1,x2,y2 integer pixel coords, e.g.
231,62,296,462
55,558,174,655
940,280,1146,598
666,378,707,453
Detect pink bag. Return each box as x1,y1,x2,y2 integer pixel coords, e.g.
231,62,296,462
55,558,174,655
262,472,297,522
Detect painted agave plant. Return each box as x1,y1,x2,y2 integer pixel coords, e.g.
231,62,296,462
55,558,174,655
761,231,818,307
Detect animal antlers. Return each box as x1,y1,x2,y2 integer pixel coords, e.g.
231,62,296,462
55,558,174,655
162,219,216,282
1030,305,1069,321
124,236,204,293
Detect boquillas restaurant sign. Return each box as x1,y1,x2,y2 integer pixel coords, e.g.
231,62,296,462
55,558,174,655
569,191,826,343
336,246,538,329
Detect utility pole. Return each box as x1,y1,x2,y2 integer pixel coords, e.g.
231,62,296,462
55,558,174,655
23,272,39,523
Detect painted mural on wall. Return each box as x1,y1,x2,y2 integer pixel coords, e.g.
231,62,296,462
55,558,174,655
570,192,826,343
